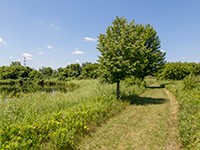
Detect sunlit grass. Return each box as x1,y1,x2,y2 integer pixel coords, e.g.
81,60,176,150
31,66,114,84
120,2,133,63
78,88,180,150
1,79,142,149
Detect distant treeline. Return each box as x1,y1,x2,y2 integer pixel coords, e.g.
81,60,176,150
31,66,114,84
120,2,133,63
0,61,200,84
0,61,100,85
159,62,200,80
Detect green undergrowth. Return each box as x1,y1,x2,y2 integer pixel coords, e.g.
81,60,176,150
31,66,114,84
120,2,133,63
0,79,144,149
165,76,200,150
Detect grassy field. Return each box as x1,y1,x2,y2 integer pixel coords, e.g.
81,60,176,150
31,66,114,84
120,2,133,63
165,77,200,150
0,79,145,149
2,77,198,149
78,86,181,150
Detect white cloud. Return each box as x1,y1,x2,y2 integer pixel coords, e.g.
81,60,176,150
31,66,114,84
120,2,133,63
22,53,33,60
76,59,80,63
49,23,60,30
72,50,85,55
0,37,7,46
46,45,52,49
84,37,97,42
9,56,13,59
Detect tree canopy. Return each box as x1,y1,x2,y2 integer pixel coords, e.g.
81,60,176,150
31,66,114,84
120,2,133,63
81,63,100,79
97,16,165,99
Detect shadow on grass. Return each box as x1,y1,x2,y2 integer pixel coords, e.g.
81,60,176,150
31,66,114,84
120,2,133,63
146,84,166,89
121,94,166,105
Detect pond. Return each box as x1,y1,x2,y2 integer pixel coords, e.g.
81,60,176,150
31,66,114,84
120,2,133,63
0,80,79,102
0,84,71,101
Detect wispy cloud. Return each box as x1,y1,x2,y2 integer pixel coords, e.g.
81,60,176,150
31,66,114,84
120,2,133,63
49,23,60,30
37,48,44,54
76,59,80,63
38,51,44,55
84,37,97,42
22,53,33,60
9,56,13,59
0,37,7,46
46,45,52,49
72,50,85,55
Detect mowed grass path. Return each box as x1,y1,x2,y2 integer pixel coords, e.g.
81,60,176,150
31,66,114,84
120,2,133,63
78,87,181,150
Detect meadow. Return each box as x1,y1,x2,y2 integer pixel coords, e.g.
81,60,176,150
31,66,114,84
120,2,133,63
0,79,145,149
164,75,200,150
78,86,180,150
1,75,200,149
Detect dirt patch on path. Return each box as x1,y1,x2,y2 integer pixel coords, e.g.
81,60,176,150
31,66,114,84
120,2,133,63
164,89,182,150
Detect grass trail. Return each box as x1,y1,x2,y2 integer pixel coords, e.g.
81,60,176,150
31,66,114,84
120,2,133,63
78,87,181,150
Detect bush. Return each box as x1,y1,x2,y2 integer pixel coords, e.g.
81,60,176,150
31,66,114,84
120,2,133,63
183,75,200,90
1,95,126,149
160,62,190,80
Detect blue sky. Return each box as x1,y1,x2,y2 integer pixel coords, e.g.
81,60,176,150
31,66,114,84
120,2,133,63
0,0,200,69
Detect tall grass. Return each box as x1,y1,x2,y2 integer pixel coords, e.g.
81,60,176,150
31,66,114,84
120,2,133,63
165,76,200,149
1,79,145,149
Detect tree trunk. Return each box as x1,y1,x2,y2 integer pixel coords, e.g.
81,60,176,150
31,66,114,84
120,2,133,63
116,80,120,99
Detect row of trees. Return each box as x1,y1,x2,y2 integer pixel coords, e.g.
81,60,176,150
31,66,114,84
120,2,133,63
1,61,199,81
0,62,100,81
1,61,200,81
160,62,200,80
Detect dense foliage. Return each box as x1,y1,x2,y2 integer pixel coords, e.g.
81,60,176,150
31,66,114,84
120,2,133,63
81,63,99,79
97,16,165,98
159,62,200,80
0,61,100,85
0,64,32,80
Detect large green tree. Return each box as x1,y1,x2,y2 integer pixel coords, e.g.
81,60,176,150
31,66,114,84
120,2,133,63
97,16,165,99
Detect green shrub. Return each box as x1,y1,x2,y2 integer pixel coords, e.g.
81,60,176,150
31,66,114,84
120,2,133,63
161,62,190,80
0,95,126,149
183,75,200,90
